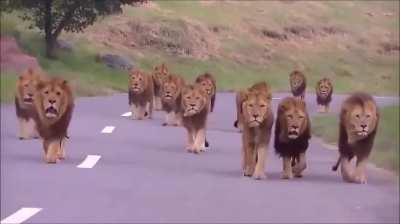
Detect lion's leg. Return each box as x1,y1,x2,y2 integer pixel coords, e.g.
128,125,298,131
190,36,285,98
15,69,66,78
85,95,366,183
163,112,175,126
317,104,323,113
137,106,146,120
325,104,329,113
18,118,28,139
281,157,293,179
154,96,162,111
175,112,183,126
58,138,66,160
193,128,206,153
185,128,195,153
253,145,267,180
340,157,354,182
44,139,59,164
352,157,368,184
146,101,153,119
293,152,307,177
244,146,256,177
130,104,139,120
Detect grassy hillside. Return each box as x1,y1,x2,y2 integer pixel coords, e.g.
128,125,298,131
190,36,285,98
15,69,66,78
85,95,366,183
313,105,399,173
1,1,399,102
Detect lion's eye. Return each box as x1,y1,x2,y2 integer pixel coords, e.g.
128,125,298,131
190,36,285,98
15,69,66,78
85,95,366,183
248,104,254,107
287,115,293,119
44,91,49,94
366,114,370,118
24,84,28,87
355,114,360,118
196,96,200,100
298,115,304,119
260,105,266,108
56,91,61,96
139,78,142,81
186,96,191,100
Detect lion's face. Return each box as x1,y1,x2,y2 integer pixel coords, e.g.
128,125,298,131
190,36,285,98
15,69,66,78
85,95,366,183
317,78,332,97
129,70,147,94
153,64,169,86
345,102,378,139
36,78,71,121
198,79,214,97
290,71,305,89
279,98,308,139
162,76,181,102
242,91,270,128
182,85,207,117
17,69,41,106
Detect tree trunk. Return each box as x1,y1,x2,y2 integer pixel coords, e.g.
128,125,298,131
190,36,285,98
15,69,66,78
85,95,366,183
44,0,56,59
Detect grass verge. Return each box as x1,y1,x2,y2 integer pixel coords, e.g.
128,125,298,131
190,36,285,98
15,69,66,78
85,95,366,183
312,105,400,173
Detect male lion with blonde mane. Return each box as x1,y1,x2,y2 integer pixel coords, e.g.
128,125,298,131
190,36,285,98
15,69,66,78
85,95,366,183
181,84,210,153
33,77,74,163
152,63,169,110
15,68,44,139
195,72,216,112
332,92,379,184
128,69,154,120
161,74,185,126
239,82,274,179
274,97,311,179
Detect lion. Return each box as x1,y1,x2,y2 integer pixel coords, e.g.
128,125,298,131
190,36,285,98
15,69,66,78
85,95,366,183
161,74,185,126
239,82,274,179
15,68,45,140
33,77,74,163
195,72,216,112
128,69,154,120
234,82,269,132
274,97,311,179
289,70,306,100
152,63,169,111
316,77,333,113
331,92,379,184
181,84,210,153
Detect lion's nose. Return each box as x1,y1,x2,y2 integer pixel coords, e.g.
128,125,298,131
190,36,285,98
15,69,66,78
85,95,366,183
189,103,196,107
49,99,56,104
27,93,33,97
361,124,367,129
291,125,299,130
253,114,259,118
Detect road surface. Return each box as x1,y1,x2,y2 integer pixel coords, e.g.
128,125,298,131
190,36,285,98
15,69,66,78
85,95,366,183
1,92,399,223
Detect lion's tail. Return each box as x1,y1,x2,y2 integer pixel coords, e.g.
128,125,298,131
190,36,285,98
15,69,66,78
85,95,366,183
332,156,341,171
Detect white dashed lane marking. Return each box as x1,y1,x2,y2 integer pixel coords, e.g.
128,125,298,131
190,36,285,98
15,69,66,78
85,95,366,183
101,126,115,133
1,207,42,224
77,155,101,169
121,112,132,117
272,97,281,100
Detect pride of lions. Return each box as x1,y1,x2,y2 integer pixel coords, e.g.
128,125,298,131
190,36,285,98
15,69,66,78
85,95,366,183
14,65,379,184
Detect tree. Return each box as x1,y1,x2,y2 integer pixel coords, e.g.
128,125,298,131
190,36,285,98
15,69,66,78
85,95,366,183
1,0,143,58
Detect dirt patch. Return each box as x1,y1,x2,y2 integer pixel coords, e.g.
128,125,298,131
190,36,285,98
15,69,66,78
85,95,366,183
89,19,219,60
254,25,347,41
379,42,400,54
0,36,40,74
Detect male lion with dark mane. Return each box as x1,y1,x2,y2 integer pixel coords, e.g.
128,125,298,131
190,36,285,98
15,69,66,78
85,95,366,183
289,70,306,100
33,77,74,163
274,97,311,179
181,84,210,153
332,92,379,184
128,69,154,120
239,81,274,179
316,77,333,113
15,68,45,139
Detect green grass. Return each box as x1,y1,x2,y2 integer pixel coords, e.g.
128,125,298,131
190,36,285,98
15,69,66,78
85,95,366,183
313,105,400,173
1,1,399,103
1,72,18,103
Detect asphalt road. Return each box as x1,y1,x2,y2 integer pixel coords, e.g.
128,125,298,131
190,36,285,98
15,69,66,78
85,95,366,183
1,92,399,223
